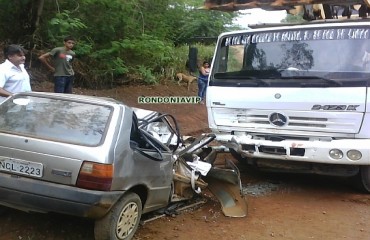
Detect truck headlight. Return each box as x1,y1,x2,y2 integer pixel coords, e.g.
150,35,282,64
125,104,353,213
329,149,343,159
347,150,362,161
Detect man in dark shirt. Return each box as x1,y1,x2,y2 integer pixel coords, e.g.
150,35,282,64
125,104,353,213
39,36,76,93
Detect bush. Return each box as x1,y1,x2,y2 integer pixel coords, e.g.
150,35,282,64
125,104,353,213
74,40,216,88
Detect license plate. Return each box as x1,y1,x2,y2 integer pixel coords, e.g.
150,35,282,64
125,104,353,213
0,158,43,177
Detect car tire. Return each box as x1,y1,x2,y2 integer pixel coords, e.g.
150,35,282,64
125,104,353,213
229,148,248,164
352,166,370,193
94,192,142,240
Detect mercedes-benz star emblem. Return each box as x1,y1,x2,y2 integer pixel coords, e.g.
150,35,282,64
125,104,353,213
269,112,288,127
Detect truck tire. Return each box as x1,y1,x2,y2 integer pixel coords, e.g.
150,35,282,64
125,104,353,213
94,192,142,240
0,206,7,215
353,166,370,193
229,148,248,164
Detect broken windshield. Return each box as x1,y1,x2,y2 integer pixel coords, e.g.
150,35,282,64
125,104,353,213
212,26,370,87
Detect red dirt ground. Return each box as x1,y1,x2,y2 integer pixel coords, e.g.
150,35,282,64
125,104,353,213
0,81,370,240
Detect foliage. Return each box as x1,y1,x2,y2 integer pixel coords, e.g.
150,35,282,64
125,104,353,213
282,13,306,24
172,43,215,74
136,65,157,84
0,0,241,87
168,4,236,45
48,10,87,45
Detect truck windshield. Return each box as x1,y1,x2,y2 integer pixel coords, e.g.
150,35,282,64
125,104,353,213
212,26,370,87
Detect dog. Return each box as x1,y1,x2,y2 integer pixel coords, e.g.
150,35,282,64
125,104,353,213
176,73,197,91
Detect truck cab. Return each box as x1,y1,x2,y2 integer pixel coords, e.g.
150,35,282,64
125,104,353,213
207,20,370,192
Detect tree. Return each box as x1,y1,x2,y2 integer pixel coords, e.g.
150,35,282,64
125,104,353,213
281,12,306,23
0,0,240,86
0,0,45,47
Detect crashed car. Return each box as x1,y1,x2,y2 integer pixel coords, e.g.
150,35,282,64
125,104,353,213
0,92,247,240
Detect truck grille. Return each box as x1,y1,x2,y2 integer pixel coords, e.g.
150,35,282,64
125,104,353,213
213,108,362,134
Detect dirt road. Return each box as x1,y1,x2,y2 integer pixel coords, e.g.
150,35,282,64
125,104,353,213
0,82,369,240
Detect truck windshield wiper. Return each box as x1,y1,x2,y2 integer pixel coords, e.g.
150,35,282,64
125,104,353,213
280,76,342,87
214,70,281,79
221,76,270,86
239,77,270,86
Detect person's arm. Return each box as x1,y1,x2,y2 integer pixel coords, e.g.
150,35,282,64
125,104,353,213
39,52,55,72
0,88,13,97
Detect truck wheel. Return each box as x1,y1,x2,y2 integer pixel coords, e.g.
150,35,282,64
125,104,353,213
94,192,142,240
229,148,248,164
0,206,7,215
353,166,370,193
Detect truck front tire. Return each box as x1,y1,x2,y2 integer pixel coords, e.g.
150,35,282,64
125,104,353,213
0,206,7,215
353,166,370,193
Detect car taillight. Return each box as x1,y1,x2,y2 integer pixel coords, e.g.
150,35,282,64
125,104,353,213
76,162,113,191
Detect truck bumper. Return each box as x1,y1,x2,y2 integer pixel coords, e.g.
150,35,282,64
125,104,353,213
0,172,123,219
216,133,370,165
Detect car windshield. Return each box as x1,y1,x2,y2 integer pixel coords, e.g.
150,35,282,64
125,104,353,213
0,95,112,146
212,26,370,87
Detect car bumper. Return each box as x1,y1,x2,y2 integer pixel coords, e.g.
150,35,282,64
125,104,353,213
0,172,123,219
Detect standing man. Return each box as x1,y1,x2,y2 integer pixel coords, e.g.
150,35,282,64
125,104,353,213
0,44,31,102
39,36,76,93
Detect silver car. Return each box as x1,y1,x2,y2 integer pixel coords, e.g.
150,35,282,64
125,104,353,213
0,92,247,240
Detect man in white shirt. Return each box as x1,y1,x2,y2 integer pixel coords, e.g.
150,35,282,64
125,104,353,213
0,44,31,102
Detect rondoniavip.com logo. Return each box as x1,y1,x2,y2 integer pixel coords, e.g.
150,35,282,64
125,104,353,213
138,96,201,104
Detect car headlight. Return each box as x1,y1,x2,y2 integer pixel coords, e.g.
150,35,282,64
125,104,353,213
329,149,343,159
347,150,362,161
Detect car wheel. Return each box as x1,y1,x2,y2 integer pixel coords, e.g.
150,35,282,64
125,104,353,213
229,148,248,164
352,166,370,193
94,192,142,240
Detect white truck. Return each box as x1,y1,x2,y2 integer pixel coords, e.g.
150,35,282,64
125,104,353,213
206,20,370,192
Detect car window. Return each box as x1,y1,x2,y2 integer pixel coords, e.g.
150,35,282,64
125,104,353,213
0,95,112,146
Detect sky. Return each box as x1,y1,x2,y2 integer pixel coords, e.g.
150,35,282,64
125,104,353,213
235,8,287,27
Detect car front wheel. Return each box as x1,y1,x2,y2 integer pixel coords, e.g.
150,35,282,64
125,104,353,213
94,192,142,240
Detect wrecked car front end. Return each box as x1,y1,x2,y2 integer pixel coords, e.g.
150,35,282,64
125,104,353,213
136,110,248,218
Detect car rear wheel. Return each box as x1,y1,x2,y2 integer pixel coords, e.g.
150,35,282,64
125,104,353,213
94,192,142,240
352,166,370,193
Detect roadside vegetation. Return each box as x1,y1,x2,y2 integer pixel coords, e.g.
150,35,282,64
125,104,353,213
0,0,242,88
